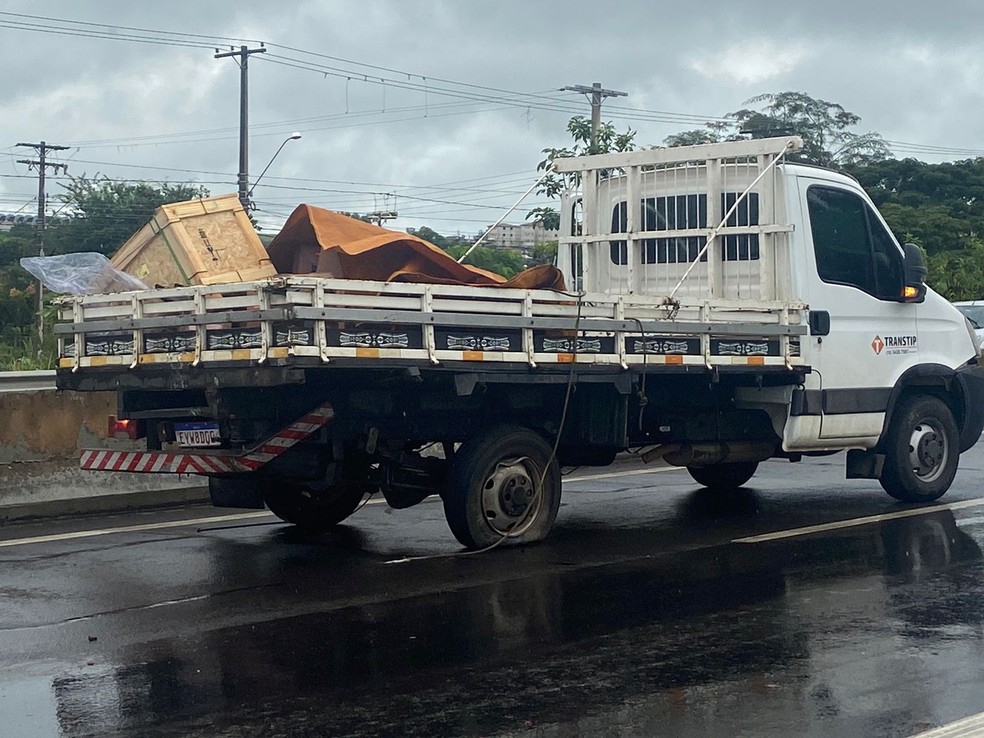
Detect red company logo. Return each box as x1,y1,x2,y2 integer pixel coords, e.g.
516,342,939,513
871,335,885,355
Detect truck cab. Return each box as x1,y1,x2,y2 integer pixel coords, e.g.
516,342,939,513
553,137,984,502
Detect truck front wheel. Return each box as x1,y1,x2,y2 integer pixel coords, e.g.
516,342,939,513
687,461,758,490
879,395,958,503
443,426,561,550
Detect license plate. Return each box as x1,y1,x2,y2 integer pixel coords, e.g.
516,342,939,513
174,422,221,448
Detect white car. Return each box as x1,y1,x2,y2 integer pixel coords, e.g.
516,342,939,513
953,301,984,345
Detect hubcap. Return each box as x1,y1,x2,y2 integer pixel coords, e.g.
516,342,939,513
908,420,947,482
482,457,541,536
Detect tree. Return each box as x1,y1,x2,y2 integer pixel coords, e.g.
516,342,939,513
0,177,208,368
662,128,725,148
528,115,637,229
528,240,558,267
526,206,559,232
408,226,450,249
45,177,209,256
446,244,524,279
665,92,891,167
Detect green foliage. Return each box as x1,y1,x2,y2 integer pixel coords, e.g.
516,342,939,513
662,129,723,148
446,244,524,279
925,239,984,301
45,176,209,256
0,177,207,368
528,240,558,267
529,115,637,230
408,226,451,249
664,91,891,167
526,206,560,232
0,296,58,370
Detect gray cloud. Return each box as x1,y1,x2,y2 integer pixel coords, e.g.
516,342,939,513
0,0,981,234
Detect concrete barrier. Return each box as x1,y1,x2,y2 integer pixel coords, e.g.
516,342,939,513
0,388,206,521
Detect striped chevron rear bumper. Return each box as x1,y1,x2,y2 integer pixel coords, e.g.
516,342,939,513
80,403,336,475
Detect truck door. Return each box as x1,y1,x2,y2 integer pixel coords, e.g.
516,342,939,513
795,177,916,441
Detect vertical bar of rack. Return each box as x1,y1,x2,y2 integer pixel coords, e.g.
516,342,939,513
192,287,205,366
706,156,722,299
758,154,776,301
129,293,142,369
581,169,598,293
626,162,639,296
257,283,271,364
424,285,437,365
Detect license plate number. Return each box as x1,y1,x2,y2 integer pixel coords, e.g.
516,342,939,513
174,422,221,448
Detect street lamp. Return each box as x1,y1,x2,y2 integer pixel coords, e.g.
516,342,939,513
246,132,301,209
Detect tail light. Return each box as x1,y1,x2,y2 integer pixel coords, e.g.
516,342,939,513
108,416,145,440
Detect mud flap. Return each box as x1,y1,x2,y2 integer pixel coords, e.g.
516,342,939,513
846,449,885,479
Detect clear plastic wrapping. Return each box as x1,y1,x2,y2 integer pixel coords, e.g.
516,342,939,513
20,253,148,295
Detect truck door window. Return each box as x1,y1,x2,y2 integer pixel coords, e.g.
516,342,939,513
807,185,901,300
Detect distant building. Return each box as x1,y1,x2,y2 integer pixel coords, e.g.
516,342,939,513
482,221,559,251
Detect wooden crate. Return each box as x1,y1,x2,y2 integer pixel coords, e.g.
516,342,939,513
111,194,277,287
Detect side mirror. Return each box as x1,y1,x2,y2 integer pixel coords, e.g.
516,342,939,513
902,242,927,303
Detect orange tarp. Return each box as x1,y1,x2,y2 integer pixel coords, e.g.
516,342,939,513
266,205,565,291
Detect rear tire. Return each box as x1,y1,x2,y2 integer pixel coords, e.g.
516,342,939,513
263,481,368,531
687,461,758,491
879,395,958,503
443,426,561,550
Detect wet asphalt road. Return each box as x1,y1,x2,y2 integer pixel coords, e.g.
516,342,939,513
3,448,984,738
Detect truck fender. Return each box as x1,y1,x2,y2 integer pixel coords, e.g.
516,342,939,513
879,362,984,453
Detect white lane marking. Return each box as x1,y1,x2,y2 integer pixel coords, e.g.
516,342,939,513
910,710,984,737
566,467,683,483
733,498,984,544
0,500,392,549
0,466,677,550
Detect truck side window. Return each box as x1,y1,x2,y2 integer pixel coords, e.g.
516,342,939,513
807,185,901,300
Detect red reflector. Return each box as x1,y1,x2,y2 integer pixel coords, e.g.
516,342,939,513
108,416,143,440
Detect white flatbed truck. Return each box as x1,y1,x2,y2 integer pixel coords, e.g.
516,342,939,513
55,137,984,548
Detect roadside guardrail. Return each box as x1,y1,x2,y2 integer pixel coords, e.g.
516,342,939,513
0,370,56,393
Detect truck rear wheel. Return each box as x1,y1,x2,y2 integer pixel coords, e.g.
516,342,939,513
443,426,561,550
263,481,368,531
687,461,758,490
879,395,958,502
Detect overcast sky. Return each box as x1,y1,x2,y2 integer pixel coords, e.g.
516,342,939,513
1,0,982,237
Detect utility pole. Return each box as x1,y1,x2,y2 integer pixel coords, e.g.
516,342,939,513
215,45,267,209
17,141,68,350
365,210,398,227
561,82,628,150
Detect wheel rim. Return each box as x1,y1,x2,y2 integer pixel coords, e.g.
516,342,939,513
481,456,541,536
908,417,948,483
